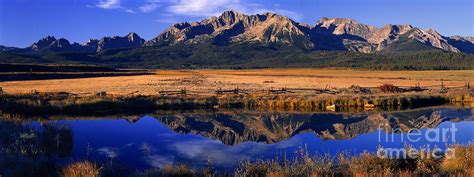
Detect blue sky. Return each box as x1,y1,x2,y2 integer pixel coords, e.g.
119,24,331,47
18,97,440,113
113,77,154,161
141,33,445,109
1,0,472,47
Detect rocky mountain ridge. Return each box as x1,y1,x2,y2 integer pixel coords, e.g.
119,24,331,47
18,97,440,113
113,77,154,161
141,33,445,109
2,10,473,54
25,32,145,53
145,11,473,53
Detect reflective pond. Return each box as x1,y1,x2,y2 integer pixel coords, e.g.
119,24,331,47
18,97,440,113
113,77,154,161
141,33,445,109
1,106,473,171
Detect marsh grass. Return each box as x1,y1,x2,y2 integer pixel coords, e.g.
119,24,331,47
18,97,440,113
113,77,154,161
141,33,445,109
380,84,401,93
441,144,474,174
137,164,200,177
0,120,74,177
235,145,474,177
0,92,465,118
219,94,453,112
236,149,340,177
136,160,215,177
60,161,101,177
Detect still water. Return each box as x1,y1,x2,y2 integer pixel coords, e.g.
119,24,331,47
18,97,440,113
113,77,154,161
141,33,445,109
2,106,474,171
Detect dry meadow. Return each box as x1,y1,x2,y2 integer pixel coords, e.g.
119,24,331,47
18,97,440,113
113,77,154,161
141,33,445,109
0,69,472,96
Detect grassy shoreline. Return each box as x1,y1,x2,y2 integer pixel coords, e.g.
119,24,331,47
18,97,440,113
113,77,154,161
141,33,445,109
0,92,472,117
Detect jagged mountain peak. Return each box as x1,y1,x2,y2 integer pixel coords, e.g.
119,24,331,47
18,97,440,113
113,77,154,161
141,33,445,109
317,17,360,26
143,11,470,53
185,10,249,29
172,22,192,29
83,38,99,45
367,24,414,45
145,10,313,48
95,33,145,52
126,32,141,41
30,36,71,51
315,17,378,40
425,28,440,35
34,36,57,45
223,9,242,15
40,35,57,41
52,39,73,50
27,33,145,53
219,9,247,20
399,28,459,52
378,24,413,34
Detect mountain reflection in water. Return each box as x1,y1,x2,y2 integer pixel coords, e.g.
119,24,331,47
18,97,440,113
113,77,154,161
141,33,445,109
1,106,473,171
155,107,473,145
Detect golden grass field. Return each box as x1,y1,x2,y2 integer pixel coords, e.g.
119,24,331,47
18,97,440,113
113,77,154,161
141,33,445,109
0,69,473,96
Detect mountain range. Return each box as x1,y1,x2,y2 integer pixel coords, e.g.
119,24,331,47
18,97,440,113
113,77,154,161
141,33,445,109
144,10,473,54
1,10,473,70
24,32,145,53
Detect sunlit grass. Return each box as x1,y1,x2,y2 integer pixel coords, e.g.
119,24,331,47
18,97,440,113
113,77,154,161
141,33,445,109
136,162,214,177
60,161,101,177
235,145,474,176
441,144,474,174
2,92,466,118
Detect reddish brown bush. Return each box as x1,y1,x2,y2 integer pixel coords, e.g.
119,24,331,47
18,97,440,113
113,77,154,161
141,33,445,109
380,84,401,93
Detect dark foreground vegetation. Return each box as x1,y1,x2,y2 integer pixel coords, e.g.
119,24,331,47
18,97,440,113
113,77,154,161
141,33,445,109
1,44,474,70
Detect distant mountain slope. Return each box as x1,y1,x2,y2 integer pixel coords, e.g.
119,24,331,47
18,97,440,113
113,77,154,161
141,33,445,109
447,36,474,54
105,43,474,70
1,42,473,70
378,29,440,52
0,45,20,52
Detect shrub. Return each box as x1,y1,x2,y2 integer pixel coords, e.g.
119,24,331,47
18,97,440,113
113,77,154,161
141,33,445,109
60,161,101,177
348,152,395,175
236,148,340,176
137,163,214,177
379,84,401,93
